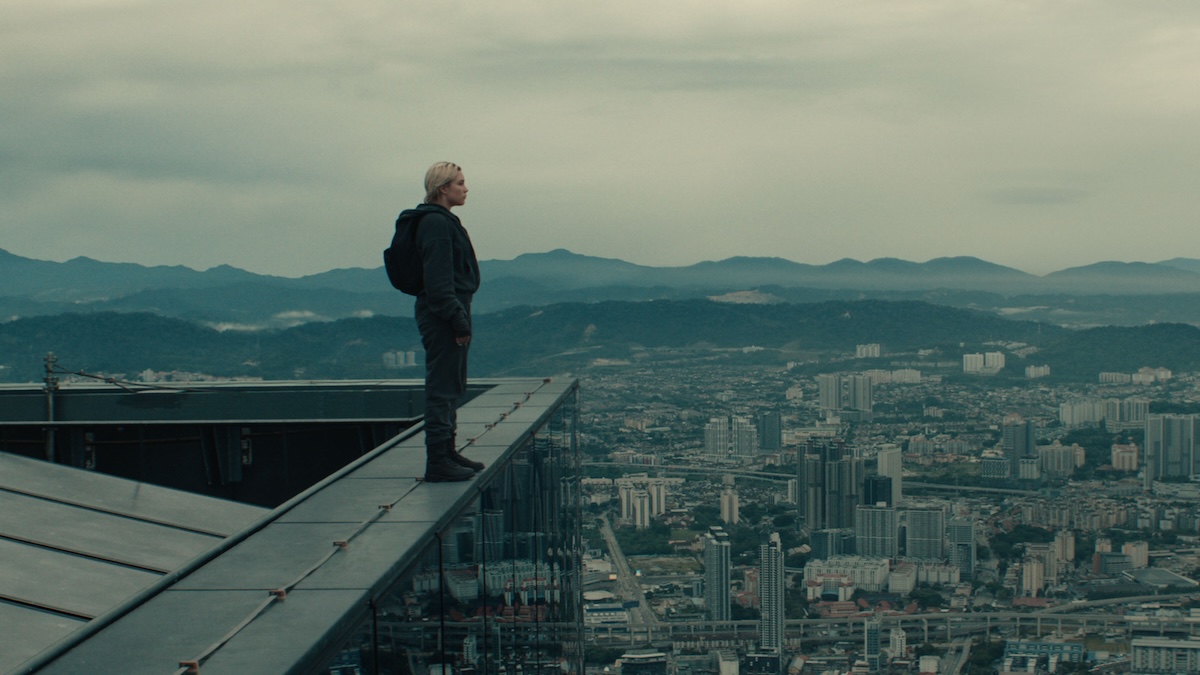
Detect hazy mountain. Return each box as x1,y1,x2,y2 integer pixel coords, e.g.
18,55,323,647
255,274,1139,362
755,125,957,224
1042,261,1200,293
1157,258,1200,276
5,248,1200,328
3,300,1198,385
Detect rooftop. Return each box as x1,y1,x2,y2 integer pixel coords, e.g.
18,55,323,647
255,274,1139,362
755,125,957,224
2,377,581,674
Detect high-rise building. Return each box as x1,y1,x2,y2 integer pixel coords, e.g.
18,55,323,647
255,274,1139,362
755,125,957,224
618,483,636,520
758,533,786,653
798,437,861,530
720,487,740,525
855,505,898,558
647,479,668,516
700,415,729,456
1111,443,1139,471
731,415,759,456
704,527,732,622
1053,529,1075,564
1002,416,1036,479
632,489,651,529
1122,541,1149,568
876,445,903,505
757,411,782,451
1022,557,1045,596
947,517,976,577
704,417,731,457
817,374,873,421
904,507,945,561
863,474,893,508
889,627,907,661
1145,414,1200,484
809,528,855,559
706,415,759,456
796,439,866,530
864,619,882,672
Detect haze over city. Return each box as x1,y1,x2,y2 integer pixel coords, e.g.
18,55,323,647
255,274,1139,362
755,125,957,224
4,1,1200,278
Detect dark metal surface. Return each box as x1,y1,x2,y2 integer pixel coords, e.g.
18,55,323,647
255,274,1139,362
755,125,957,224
14,377,579,674
0,452,269,672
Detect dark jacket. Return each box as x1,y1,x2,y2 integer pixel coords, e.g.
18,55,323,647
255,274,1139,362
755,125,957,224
412,203,480,336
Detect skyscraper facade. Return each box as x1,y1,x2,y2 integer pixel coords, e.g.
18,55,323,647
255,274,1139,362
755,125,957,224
720,487,740,525
1145,414,1200,484
876,445,903,505
904,507,946,561
757,411,782,452
855,505,898,558
863,474,893,508
731,415,759,456
1003,416,1036,479
705,416,759,456
704,417,731,457
818,374,873,421
797,437,864,531
947,516,976,577
704,527,732,622
758,533,786,653
864,619,882,672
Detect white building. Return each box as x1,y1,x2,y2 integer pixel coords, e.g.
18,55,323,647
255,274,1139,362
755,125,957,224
804,556,890,592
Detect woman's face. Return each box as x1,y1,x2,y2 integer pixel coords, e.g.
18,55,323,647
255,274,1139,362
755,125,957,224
440,171,468,208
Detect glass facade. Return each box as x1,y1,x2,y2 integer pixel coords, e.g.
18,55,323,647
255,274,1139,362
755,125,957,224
320,391,583,675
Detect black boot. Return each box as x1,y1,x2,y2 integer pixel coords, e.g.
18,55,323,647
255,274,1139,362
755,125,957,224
424,440,474,482
447,439,485,472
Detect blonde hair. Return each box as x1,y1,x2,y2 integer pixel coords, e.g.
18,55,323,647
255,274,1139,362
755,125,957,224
424,161,462,204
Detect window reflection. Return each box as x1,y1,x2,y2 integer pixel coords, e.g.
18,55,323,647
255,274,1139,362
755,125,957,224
320,390,581,675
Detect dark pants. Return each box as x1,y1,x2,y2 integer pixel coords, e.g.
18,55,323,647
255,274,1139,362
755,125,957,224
416,296,470,447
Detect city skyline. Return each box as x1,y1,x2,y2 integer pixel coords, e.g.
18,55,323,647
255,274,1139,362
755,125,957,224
4,3,1200,278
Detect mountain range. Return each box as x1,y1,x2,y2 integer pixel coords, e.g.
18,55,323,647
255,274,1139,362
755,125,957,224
4,300,1198,385
4,248,1200,329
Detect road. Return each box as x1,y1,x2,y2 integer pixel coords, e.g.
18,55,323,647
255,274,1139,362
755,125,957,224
598,513,662,627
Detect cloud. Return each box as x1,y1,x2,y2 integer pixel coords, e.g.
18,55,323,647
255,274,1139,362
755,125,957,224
983,187,1091,206
1,1,1199,277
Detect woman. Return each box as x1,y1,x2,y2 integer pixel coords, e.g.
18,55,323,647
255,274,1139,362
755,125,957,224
412,161,483,482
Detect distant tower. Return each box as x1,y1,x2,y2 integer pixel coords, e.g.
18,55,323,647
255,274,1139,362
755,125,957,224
796,437,863,530
706,415,759,457
758,533,786,653
731,415,759,456
647,479,668,516
704,527,732,622
1002,416,1036,479
720,487,740,525
904,508,946,560
704,417,731,457
855,505,898,558
864,619,882,672
1053,529,1075,564
863,474,893,508
876,445,903,505
757,411,783,452
818,374,873,421
947,517,976,577
889,627,907,661
632,490,651,529
1145,414,1200,485
618,483,636,520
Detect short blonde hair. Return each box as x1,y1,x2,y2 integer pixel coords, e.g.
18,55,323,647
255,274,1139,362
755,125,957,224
424,161,462,204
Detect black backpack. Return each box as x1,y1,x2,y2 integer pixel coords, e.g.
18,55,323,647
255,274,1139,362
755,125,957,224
383,209,427,295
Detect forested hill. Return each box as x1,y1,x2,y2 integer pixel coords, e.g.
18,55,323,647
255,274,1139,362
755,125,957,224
0,299,1195,383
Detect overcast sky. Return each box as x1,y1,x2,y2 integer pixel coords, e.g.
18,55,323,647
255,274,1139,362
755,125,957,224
3,1,1198,277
